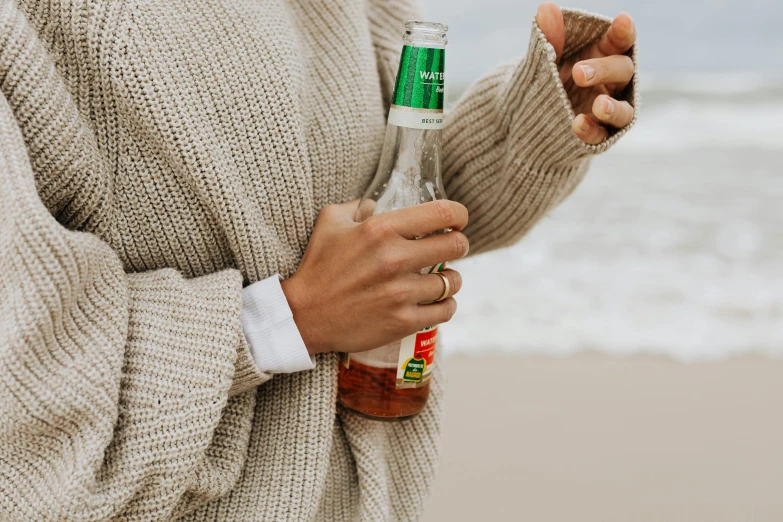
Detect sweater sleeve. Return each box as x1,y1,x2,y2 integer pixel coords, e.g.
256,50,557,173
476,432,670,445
442,9,640,254
0,3,273,514
0,88,269,520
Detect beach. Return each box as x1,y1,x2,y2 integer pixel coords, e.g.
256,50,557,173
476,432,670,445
422,354,783,522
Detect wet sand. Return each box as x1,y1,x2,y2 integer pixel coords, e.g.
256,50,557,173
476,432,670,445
422,354,783,522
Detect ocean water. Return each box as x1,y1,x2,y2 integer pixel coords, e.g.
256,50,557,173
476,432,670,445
441,73,783,361
419,0,783,360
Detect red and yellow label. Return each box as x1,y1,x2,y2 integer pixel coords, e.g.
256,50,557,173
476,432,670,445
396,326,437,388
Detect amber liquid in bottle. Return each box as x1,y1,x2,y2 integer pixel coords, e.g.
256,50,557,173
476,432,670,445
338,359,431,421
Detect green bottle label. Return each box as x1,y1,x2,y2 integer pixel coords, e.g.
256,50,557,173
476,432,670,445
388,45,445,130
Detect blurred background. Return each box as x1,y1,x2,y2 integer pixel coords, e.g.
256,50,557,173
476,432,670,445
418,1,783,520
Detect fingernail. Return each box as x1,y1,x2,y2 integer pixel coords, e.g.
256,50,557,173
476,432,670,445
604,98,615,116
580,64,595,81
579,116,591,132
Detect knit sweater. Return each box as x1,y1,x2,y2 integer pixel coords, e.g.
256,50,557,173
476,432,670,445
0,0,638,520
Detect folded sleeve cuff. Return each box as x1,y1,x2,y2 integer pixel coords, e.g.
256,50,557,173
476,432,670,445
241,275,316,374
500,8,640,165
230,338,272,395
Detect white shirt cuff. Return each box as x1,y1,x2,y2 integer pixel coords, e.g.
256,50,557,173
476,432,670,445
241,275,316,374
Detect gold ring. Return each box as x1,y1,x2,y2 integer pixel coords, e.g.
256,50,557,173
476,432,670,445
434,271,450,302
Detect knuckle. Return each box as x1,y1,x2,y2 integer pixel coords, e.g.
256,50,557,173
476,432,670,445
395,308,416,332
594,96,614,120
363,218,392,244
318,204,335,220
440,299,457,323
596,59,610,79
385,281,409,306
434,200,455,226
447,270,462,295
452,232,469,258
378,246,405,274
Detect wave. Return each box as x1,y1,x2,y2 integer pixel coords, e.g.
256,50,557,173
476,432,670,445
615,99,783,152
611,71,783,152
441,146,783,363
641,71,783,97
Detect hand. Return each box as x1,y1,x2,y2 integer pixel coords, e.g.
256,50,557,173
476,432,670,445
281,200,469,356
536,3,637,144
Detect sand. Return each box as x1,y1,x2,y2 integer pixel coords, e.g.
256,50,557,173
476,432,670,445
421,354,783,522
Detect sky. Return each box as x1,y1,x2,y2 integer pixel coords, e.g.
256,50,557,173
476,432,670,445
420,0,783,85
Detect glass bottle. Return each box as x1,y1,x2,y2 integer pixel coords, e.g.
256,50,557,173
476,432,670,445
338,21,449,421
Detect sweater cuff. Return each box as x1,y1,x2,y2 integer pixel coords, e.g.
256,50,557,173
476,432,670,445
229,338,273,396
502,8,640,165
241,275,316,374
124,268,270,398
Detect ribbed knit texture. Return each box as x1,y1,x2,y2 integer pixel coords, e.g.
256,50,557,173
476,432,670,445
0,0,637,520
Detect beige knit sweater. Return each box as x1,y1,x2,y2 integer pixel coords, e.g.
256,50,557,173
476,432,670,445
0,0,637,520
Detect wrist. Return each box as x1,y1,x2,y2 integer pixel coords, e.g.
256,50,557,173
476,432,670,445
280,275,329,356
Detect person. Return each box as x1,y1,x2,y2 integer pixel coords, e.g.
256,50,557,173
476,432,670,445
0,0,637,520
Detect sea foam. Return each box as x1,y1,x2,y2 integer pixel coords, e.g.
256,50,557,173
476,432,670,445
443,74,783,362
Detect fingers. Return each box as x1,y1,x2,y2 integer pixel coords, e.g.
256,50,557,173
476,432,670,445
411,297,458,330
404,231,469,270
380,200,469,239
535,2,565,63
355,198,377,222
597,12,637,56
318,199,361,222
572,55,635,88
591,95,634,128
573,95,634,144
410,268,462,304
572,114,608,145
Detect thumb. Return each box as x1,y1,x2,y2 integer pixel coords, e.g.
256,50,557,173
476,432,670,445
535,3,565,63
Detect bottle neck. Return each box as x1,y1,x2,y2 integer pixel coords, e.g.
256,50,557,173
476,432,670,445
403,20,448,47
388,21,448,131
